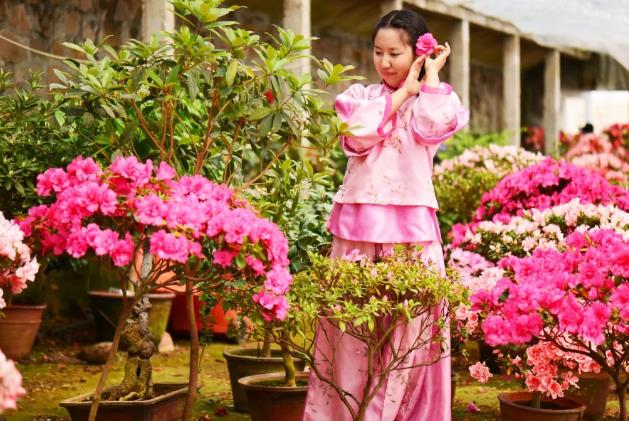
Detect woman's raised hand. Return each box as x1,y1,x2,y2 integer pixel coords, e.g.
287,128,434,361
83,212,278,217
402,55,426,96
424,42,451,75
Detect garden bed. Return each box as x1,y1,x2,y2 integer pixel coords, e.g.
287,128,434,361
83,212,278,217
7,340,625,420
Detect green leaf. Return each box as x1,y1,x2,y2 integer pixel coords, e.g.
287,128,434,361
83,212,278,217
225,59,238,87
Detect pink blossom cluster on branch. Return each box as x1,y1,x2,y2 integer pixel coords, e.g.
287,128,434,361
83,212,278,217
471,228,628,359
18,156,292,321
474,158,629,223
0,212,39,308
0,350,25,414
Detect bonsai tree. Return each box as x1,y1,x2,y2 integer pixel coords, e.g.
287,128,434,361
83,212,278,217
19,156,292,419
269,248,467,420
468,229,629,420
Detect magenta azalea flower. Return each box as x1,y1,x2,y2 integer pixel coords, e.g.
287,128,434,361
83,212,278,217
415,33,437,56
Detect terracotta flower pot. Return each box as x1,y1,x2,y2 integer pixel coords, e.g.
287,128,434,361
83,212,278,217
60,382,187,421
238,371,309,421
498,391,586,421
88,291,174,345
0,304,47,359
223,348,306,413
565,372,611,420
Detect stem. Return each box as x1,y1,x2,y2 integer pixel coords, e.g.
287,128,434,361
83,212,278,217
280,331,296,387
182,278,200,420
531,390,542,409
614,374,627,421
261,328,272,358
88,297,135,421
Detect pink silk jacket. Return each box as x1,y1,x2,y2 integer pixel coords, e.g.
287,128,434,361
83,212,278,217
333,82,470,207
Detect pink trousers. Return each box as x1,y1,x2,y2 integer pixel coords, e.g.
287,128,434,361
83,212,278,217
302,238,451,421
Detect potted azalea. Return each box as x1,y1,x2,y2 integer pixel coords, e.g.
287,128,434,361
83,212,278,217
449,198,629,419
19,156,293,421
258,248,467,421
0,211,32,415
465,229,629,420
0,211,41,360
11,0,358,418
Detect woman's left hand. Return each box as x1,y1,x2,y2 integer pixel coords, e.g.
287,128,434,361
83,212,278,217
424,42,451,75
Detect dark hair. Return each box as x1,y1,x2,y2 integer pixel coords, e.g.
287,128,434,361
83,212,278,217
372,9,430,80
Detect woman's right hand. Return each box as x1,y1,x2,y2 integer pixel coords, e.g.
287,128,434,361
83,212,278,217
402,55,426,97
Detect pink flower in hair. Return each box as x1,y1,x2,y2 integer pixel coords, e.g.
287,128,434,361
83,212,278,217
415,33,437,56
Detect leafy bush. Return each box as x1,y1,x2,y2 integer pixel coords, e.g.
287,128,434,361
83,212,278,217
433,145,544,240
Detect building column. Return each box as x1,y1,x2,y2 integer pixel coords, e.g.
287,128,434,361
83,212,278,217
381,0,403,14
502,34,521,146
283,0,311,76
544,49,561,155
141,0,175,42
449,19,470,109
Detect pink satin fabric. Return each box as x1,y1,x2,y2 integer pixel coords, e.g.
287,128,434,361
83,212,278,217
303,238,451,421
327,203,442,244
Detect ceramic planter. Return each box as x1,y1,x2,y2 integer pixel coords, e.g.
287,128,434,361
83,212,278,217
223,348,306,413
238,371,309,421
498,391,586,421
565,372,611,420
88,291,174,344
60,383,187,421
0,304,47,359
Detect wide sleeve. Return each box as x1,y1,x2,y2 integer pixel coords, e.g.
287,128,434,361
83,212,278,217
335,84,395,156
410,83,470,146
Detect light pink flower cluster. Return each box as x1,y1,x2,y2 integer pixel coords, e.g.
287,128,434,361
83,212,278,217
452,199,629,259
0,350,25,413
19,156,292,321
415,33,437,56
0,212,39,308
564,133,629,184
434,145,544,177
474,158,629,223
471,229,628,372
468,361,492,384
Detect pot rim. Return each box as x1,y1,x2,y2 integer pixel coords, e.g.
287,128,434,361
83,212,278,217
238,371,309,392
88,290,176,300
59,382,188,407
498,391,587,414
223,347,303,363
1,304,48,310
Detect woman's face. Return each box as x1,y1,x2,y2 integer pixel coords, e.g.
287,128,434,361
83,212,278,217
373,28,414,88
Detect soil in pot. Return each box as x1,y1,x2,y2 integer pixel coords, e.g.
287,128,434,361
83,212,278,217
238,371,309,421
60,382,187,421
498,391,587,421
0,304,47,359
88,291,174,345
223,347,306,413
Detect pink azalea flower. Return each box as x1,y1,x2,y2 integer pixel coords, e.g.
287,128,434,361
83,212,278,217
0,350,26,413
469,362,492,383
415,32,437,56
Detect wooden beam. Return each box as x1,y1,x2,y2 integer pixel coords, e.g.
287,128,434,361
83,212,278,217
141,0,175,42
503,34,521,145
544,49,561,155
381,0,403,15
283,0,311,75
404,0,589,60
449,19,470,108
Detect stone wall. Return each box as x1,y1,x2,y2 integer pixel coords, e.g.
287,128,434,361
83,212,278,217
0,0,141,82
469,62,503,133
